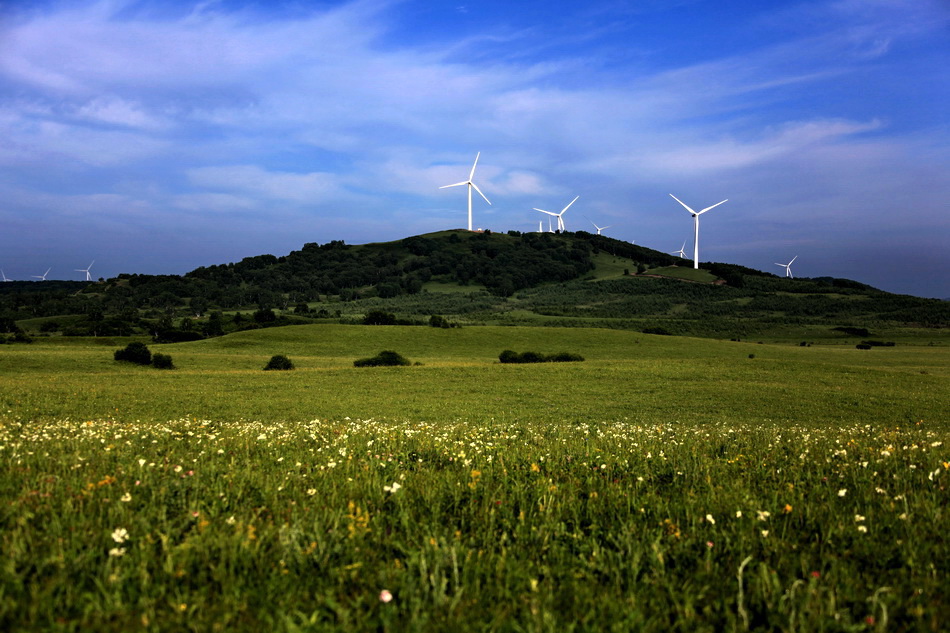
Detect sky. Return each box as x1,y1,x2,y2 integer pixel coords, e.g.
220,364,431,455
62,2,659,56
1,0,948,298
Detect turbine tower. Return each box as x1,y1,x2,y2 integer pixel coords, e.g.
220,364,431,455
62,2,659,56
533,196,578,232
439,152,491,231
669,194,727,269
76,260,95,282
775,256,797,278
1,270,11,282
32,267,51,281
673,241,688,259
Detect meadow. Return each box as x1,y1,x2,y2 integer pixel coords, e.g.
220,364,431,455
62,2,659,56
1,325,948,631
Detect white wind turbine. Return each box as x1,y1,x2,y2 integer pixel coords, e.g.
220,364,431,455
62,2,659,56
76,260,95,281
775,255,797,278
534,195,578,233
669,194,728,269
32,267,51,281
586,217,612,235
439,152,491,231
672,240,688,259
1,270,11,282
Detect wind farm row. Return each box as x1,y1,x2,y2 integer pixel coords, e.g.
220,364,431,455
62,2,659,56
439,152,799,276
5,153,802,283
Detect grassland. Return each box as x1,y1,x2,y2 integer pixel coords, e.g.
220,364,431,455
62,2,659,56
1,325,948,631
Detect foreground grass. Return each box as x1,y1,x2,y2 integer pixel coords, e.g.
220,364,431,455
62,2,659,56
1,417,947,632
1,326,948,631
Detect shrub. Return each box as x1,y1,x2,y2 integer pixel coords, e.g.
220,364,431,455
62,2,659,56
264,355,294,371
498,350,584,364
354,350,411,367
855,344,872,350
152,353,174,369
114,342,152,365
548,352,585,362
364,310,396,326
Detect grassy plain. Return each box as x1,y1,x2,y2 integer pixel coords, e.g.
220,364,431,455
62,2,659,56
1,325,948,631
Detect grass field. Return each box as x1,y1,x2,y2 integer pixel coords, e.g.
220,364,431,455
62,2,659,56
1,325,948,631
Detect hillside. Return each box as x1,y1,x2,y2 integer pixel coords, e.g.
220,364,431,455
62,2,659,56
1,229,947,342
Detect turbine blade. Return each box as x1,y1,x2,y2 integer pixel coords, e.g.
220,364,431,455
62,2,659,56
561,195,579,213
789,255,797,264
469,152,480,180
697,199,728,214
471,182,491,205
669,194,696,214
440,181,468,189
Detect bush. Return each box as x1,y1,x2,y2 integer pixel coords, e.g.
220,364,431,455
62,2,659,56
855,344,872,350
152,353,175,369
354,350,411,367
498,350,584,364
264,355,294,371
114,342,152,365
364,310,396,326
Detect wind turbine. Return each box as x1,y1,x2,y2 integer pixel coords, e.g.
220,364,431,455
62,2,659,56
533,196,578,232
775,256,797,278
672,241,688,259
586,217,612,235
1,270,11,282
669,194,728,269
76,260,95,281
32,267,51,281
439,152,491,231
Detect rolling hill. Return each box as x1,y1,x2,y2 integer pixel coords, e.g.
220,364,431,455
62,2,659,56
1,229,947,343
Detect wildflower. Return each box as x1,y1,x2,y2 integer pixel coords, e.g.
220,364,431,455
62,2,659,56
838,489,847,497
782,504,793,514
810,571,821,579
705,514,716,525
138,459,146,467
706,541,714,548
735,510,742,518
379,589,393,603
857,525,868,533
756,510,770,521
111,528,129,544
854,514,866,522
120,492,132,503
225,515,236,525
307,488,317,496
530,463,540,472
108,547,126,557
384,482,402,494
761,530,769,537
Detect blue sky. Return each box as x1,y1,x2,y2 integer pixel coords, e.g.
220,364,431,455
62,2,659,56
1,0,948,297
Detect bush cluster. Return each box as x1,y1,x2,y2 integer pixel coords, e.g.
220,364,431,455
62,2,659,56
114,342,173,369
498,350,584,364
354,350,411,367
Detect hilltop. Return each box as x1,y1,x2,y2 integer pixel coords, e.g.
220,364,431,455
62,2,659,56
1,229,947,343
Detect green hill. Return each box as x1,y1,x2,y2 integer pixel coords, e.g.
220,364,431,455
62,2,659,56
1,229,947,343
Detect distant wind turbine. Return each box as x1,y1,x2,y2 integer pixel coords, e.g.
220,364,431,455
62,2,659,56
673,241,688,259
669,194,728,269
32,267,51,281
534,195,579,232
439,152,491,231
1,270,11,282
586,217,612,235
76,260,95,282
775,256,797,278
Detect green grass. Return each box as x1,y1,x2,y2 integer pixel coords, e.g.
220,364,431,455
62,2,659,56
1,325,948,631
644,266,719,283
